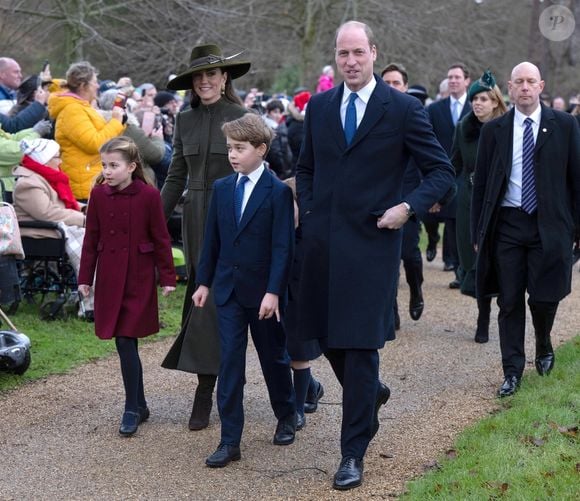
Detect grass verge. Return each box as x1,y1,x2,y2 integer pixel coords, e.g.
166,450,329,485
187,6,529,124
401,335,580,500
0,284,185,392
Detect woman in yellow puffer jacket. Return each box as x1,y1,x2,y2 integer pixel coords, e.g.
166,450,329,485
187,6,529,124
48,62,125,200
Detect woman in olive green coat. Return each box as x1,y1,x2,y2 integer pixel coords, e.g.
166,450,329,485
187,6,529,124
160,44,249,429
451,70,507,343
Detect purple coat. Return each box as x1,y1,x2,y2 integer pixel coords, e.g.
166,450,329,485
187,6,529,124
79,179,175,339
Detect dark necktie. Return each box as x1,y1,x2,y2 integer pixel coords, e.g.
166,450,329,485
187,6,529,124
234,175,249,224
344,92,358,145
521,117,537,214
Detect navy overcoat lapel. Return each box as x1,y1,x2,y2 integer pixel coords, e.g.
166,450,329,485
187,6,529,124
349,78,391,149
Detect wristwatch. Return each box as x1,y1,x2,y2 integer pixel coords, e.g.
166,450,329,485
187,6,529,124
402,201,415,217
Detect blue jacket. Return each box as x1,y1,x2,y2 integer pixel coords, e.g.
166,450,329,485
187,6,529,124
196,168,295,308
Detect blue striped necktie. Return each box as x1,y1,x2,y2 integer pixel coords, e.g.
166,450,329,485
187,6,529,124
344,92,358,145
234,175,249,224
521,117,537,214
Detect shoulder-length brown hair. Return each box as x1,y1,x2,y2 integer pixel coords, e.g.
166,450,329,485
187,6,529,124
189,69,243,108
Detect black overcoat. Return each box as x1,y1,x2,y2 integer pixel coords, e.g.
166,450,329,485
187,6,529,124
471,105,580,302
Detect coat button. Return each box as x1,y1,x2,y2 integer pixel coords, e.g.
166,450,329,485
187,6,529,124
234,241,239,247
234,265,239,270
110,230,115,235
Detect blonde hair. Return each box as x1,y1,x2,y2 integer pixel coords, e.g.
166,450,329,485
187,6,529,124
221,113,273,155
65,61,97,94
487,85,508,119
97,137,153,186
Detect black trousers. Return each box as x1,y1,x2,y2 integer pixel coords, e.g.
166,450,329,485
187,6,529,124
320,338,379,459
493,208,558,377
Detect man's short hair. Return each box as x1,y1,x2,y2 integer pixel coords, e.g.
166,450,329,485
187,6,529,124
448,63,469,79
335,21,376,50
222,113,274,152
380,63,408,84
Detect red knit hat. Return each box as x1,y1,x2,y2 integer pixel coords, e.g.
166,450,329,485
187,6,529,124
294,91,311,112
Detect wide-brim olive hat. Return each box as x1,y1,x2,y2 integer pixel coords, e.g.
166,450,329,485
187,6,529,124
167,44,251,91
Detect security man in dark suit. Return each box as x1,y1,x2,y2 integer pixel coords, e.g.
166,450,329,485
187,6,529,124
296,21,454,490
472,62,580,397
381,63,425,326
426,63,471,283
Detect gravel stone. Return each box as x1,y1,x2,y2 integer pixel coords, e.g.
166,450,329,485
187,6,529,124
0,259,578,500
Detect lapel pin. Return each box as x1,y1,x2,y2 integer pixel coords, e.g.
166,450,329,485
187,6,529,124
542,128,547,132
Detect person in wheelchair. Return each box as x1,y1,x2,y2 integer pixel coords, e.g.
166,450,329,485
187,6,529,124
11,137,94,318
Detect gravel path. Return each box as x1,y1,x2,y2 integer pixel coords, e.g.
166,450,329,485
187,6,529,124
1,257,578,500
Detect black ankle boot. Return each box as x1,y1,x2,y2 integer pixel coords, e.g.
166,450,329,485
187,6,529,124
189,374,216,430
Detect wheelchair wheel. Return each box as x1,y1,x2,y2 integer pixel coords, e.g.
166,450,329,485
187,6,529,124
11,350,31,375
39,296,68,321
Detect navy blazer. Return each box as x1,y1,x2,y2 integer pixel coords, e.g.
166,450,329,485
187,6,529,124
196,168,295,308
296,76,455,349
426,96,471,218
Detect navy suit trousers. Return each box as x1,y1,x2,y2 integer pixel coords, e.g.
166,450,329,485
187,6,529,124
321,339,379,459
216,293,296,446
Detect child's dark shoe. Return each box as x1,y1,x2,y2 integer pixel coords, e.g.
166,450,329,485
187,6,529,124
119,411,140,436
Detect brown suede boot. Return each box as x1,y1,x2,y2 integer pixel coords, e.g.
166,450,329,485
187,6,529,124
188,374,216,431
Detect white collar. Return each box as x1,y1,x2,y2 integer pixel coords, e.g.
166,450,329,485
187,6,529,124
342,77,377,105
451,93,467,107
514,105,542,127
238,163,265,184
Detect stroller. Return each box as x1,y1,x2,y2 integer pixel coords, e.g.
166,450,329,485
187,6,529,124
0,305,31,375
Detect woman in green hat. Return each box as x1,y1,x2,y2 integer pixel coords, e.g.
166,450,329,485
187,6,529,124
160,44,249,430
451,70,507,343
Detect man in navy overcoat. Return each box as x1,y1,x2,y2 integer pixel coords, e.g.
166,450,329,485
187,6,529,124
295,20,454,490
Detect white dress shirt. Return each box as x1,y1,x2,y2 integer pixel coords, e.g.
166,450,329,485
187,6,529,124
340,77,377,129
502,106,542,208
237,163,265,216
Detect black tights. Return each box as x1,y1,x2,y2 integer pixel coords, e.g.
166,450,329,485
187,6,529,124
115,337,146,413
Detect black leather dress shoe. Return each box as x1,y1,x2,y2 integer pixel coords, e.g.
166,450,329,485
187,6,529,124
497,376,520,397
304,380,324,414
273,415,296,445
296,412,306,431
333,456,364,490
448,278,460,289
426,245,437,262
372,382,391,439
119,411,140,436
443,263,456,272
409,292,424,321
535,352,555,376
138,406,150,423
205,443,241,467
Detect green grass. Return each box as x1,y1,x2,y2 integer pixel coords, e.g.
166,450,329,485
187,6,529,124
0,284,185,392
402,336,580,500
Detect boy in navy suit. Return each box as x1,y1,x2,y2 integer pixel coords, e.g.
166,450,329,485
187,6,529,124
192,113,297,467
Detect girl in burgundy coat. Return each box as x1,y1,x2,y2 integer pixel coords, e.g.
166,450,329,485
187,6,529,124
78,137,176,437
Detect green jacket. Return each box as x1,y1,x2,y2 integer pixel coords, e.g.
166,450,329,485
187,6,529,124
160,98,246,374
